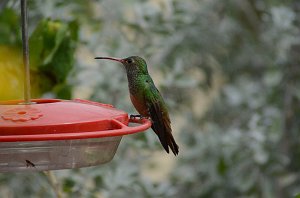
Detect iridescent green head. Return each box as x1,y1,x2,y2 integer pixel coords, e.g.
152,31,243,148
95,56,148,74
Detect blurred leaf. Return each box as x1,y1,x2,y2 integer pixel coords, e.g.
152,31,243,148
29,19,68,70
53,83,72,99
294,193,300,198
28,18,78,97
68,20,79,41
0,8,20,45
217,156,228,176
46,36,75,83
63,178,75,193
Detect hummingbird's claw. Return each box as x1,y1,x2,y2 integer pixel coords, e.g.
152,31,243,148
130,114,144,120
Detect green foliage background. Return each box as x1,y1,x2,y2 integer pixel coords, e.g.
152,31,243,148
0,0,300,197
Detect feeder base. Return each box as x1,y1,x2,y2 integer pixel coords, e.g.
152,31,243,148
0,137,121,172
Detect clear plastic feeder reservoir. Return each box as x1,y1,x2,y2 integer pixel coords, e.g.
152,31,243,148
0,99,151,172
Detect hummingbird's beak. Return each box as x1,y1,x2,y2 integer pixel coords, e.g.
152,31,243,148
95,57,125,64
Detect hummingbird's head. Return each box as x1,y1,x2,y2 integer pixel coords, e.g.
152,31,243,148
95,56,148,74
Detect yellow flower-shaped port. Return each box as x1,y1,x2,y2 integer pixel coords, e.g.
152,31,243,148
1,107,43,122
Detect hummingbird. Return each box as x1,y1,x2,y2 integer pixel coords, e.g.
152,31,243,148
95,56,179,155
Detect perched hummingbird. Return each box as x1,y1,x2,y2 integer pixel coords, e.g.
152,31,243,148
95,56,179,155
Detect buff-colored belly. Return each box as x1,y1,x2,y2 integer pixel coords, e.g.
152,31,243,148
130,94,149,116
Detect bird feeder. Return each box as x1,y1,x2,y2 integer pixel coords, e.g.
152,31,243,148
0,99,151,172
0,0,151,172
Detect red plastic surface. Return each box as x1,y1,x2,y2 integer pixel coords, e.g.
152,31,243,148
0,99,151,142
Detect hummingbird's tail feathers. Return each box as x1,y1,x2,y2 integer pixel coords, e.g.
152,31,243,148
150,105,170,153
149,102,179,155
167,129,179,155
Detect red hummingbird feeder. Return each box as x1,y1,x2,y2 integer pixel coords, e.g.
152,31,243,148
0,0,151,172
0,99,151,172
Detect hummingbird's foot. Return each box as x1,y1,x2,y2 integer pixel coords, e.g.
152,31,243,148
130,114,144,120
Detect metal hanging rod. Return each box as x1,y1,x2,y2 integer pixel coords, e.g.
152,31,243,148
21,0,31,104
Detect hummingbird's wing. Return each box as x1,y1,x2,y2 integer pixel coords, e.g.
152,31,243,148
144,81,179,155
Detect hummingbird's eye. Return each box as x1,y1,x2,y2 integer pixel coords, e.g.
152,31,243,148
126,58,133,64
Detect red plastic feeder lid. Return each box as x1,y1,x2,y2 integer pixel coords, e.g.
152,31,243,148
0,99,151,142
